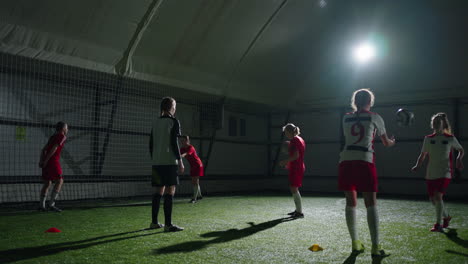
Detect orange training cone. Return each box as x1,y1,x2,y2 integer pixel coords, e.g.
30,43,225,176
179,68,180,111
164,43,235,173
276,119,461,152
308,244,324,252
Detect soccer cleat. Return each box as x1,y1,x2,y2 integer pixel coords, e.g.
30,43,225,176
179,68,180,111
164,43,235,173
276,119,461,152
291,211,304,218
371,244,390,257
164,224,184,232
352,240,365,253
430,223,443,232
38,207,48,212
197,196,203,200
189,199,197,203
48,205,62,212
149,222,164,229
443,216,452,228
287,211,296,216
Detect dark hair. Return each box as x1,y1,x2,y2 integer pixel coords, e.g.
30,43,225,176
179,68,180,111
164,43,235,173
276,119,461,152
431,112,452,134
180,135,190,142
351,88,375,111
55,121,67,132
160,97,175,116
282,123,300,136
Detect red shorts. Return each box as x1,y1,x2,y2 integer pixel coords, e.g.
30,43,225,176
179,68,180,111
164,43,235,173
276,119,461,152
338,160,378,192
426,178,451,197
190,166,204,177
42,162,63,181
288,167,304,187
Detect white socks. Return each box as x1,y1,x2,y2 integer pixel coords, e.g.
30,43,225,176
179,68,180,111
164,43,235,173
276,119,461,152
40,194,47,208
49,190,59,206
367,206,379,246
435,200,443,224
345,206,358,241
443,203,448,218
292,192,302,213
193,185,199,200
433,200,449,220
345,205,380,245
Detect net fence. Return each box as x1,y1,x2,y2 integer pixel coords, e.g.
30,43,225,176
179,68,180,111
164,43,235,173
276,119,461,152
3,52,466,205
0,52,223,203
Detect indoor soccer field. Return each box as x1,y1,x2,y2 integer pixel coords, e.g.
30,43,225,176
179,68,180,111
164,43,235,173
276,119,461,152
1,196,467,264
1,1,468,264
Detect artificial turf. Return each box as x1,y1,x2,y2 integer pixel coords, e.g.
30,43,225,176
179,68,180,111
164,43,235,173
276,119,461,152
0,196,467,264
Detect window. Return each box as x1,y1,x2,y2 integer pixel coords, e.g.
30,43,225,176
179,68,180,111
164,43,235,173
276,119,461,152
229,116,237,136
240,118,246,136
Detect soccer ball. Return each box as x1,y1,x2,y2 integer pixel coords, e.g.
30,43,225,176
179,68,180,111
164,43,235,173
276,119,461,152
396,108,414,127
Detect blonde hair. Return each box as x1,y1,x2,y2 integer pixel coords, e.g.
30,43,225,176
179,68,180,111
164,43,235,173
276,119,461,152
431,112,452,135
282,123,300,136
351,88,375,111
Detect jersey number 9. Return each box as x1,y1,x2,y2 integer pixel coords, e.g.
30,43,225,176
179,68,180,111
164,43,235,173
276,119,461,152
351,122,365,144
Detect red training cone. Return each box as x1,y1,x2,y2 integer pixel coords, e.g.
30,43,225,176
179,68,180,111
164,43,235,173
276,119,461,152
45,227,61,233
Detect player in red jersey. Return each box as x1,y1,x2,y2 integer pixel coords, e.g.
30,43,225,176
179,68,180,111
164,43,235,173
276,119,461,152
412,113,464,232
180,135,204,203
338,89,395,257
38,121,68,212
279,123,306,218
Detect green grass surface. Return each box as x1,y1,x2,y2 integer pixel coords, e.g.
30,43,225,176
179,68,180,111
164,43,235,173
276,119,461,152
0,196,467,264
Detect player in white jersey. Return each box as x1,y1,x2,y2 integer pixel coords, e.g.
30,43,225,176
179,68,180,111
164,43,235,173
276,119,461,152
149,97,185,232
412,113,464,232
338,89,395,257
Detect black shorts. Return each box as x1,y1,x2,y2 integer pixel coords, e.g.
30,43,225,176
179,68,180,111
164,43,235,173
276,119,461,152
152,165,179,187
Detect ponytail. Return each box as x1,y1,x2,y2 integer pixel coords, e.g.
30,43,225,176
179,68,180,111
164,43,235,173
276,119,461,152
431,113,452,135
351,88,375,112
283,123,300,136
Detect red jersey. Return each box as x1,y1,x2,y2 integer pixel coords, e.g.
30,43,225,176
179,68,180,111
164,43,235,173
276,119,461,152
42,132,67,180
45,133,67,165
180,145,203,168
288,136,305,172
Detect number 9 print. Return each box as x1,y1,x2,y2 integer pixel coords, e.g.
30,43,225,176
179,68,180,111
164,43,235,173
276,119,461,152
351,122,365,144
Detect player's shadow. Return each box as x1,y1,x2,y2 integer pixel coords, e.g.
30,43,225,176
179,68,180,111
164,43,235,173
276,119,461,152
342,251,361,264
342,251,389,264
0,228,162,263
70,202,151,210
446,250,468,257
444,228,468,249
371,255,389,264
154,217,296,254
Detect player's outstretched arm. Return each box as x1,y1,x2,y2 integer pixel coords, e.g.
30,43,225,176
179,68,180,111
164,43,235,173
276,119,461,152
279,151,299,167
411,152,428,172
178,159,185,174
380,134,395,147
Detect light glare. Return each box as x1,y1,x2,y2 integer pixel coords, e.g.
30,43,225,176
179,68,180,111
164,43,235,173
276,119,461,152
353,43,376,63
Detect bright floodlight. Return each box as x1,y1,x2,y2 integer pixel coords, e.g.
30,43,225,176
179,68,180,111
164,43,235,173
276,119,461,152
319,0,327,8
353,43,376,63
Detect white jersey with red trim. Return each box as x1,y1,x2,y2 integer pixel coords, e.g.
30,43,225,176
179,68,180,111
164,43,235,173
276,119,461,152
421,133,463,180
339,111,387,163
